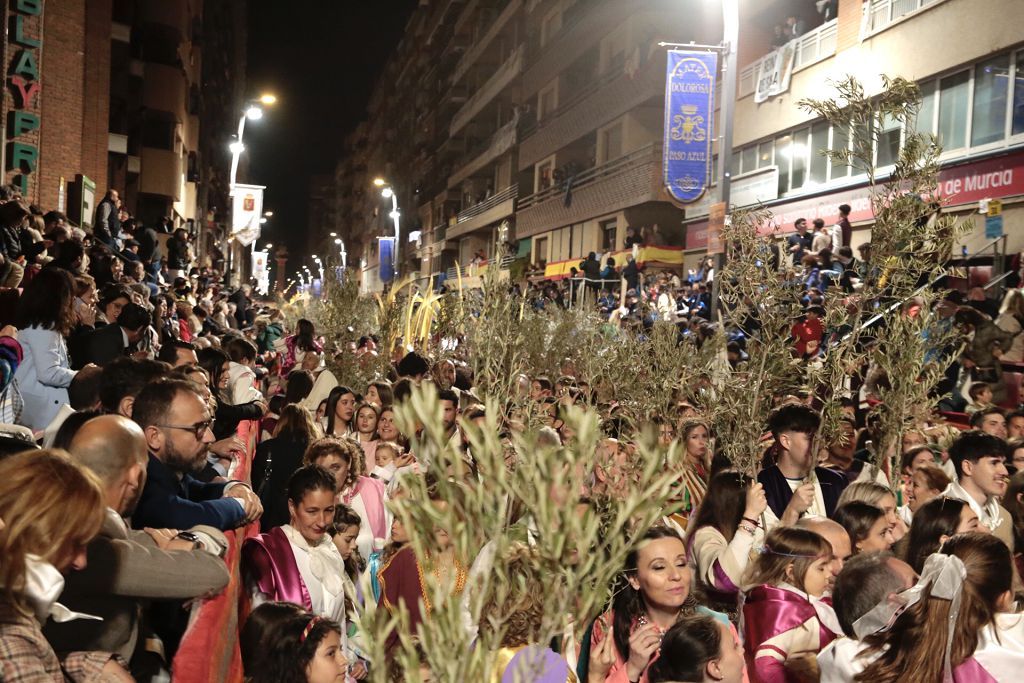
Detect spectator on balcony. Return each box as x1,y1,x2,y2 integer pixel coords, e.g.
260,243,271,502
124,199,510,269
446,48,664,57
623,255,641,293
580,252,601,293
771,24,788,48
624,226,644,249
785,15,807,39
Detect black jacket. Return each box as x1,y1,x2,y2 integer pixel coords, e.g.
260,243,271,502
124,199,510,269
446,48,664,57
69,323,127,369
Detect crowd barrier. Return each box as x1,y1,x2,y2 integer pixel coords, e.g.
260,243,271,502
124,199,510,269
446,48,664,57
171,419,260,682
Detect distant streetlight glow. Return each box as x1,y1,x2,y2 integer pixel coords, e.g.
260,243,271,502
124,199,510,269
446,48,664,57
373,177,386,187
381,187,394,199
264,210,274,217
334,238,342,245
265,243,273,249
259,217,268,224
329,232,337,237
259,93,278,105
245,105,263,121
229,141,245,154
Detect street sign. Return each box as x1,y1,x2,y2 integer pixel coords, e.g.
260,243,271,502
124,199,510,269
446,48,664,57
985,214,1004,239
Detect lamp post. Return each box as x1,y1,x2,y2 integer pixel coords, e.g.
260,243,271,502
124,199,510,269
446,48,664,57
374,177,401,281
710,0,738,318
229,94,276,197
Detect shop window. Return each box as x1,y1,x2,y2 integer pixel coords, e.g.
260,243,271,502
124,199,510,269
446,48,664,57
938,70,969,151
971,55,1010,146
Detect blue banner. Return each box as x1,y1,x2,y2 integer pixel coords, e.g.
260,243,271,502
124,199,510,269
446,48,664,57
664,50,717,204
379,236,395,283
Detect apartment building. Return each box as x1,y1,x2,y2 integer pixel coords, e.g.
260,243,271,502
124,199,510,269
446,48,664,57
683,0,1024,270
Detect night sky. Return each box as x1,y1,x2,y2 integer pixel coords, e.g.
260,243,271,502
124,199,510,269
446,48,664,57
245,1,418,262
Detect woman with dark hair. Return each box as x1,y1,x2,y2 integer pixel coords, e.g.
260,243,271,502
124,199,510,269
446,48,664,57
857,533,1020,682
251,612,348,683
833,501,894,555
904,496,981,574
13,267,83,430
354,401,381,471
253,404,324,531
243,465,346,623
46,236,85,274
687,471,766,618
587,526,734,683
198,346,265,440
365,379,393,408
324,385,357,437
280,318,321,375
284,369,316,406
646,614,746,683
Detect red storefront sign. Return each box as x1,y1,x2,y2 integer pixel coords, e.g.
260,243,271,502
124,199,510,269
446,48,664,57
686,149,1024,249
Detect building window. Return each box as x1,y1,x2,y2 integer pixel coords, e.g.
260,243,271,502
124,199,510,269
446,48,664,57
757,140,774,169
1014,50,1024,136
790,128,808,190
571,222,585,257
740,146,757,175
540,8,562,48
809,121,829,184
601,219,617,251
598,120,624,164
914,80,937,135
535,156,556,193
775,133,792,196
971,55,1010,147
599,24,629,75
830,124,851,180
937,70,969,151
535,237,548,267
876,112,902,167
538,80,558,121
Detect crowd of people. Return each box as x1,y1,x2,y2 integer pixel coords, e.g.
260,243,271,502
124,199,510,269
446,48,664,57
0,176,1024,683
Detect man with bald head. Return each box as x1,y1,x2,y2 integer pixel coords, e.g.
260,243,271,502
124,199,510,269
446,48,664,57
797,516,852,593
44,414,230,672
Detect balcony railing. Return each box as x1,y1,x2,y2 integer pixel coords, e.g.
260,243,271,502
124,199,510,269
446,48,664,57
738,19,838,98
867,0,941,32
444,255,516,280
454,184,518,224
450,44,524,136
519,144,654,210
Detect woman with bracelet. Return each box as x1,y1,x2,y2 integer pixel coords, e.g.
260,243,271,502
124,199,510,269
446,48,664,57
586,526,739,683
686,471,767,620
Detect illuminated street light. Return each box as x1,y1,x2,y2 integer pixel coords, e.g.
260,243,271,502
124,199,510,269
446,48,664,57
265,243,273,250
259,217,268,224
373,177,386,187
230,93,279,196
329,232,337,237
334,238,341,245
373,178,401,279
245,105,263,121
264,211,274,217
381,187,394,199
229,141,245,154
258,93,278,105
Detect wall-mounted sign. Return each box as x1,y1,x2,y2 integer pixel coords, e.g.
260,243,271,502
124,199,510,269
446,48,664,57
664,50,717,204
5,0,45,196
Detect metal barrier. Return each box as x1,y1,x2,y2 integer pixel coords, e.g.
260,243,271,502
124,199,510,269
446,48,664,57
171,419,260,683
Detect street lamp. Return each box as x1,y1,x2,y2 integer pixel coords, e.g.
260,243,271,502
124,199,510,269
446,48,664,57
711,0,738,317
229,92,277,196
374,178,401,279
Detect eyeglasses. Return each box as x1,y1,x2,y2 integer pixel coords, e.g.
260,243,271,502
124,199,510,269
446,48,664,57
157,419,215,439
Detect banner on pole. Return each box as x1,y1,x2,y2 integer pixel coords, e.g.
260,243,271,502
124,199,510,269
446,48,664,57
664,50,717,204
231,183,265,246
754,41,796,103
379,237,395,284
251,250,270,294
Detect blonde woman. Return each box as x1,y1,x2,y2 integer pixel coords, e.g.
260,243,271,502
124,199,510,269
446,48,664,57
0,450,125,680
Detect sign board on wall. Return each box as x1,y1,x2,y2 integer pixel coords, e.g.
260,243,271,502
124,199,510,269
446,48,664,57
731,167,780,208
663,50,717,203
754,40,796,104
4,0,45,197
685,150,1024,249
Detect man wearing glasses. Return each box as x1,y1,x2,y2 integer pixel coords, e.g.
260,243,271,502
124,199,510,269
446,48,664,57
131,378,263,531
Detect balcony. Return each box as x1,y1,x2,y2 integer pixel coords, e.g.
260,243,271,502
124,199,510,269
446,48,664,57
139,147,182,200
518,59,661,171
447,184,518,239
448,116,519,188
867,0,944,34
452,0,523,85
516,144,661,238
137,0,189,36
738,20,838,99
141,63,187,122
450,44,524,136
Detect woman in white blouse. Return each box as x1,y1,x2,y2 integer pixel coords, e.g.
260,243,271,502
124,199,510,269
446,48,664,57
686,470,768,620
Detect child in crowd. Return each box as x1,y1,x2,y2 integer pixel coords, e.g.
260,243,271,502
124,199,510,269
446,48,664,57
965,382,994,414
329,505,369,680
370,441,402,482
741,527,841,681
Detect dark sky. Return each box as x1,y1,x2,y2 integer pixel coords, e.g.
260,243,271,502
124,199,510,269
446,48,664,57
245,1,418,259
